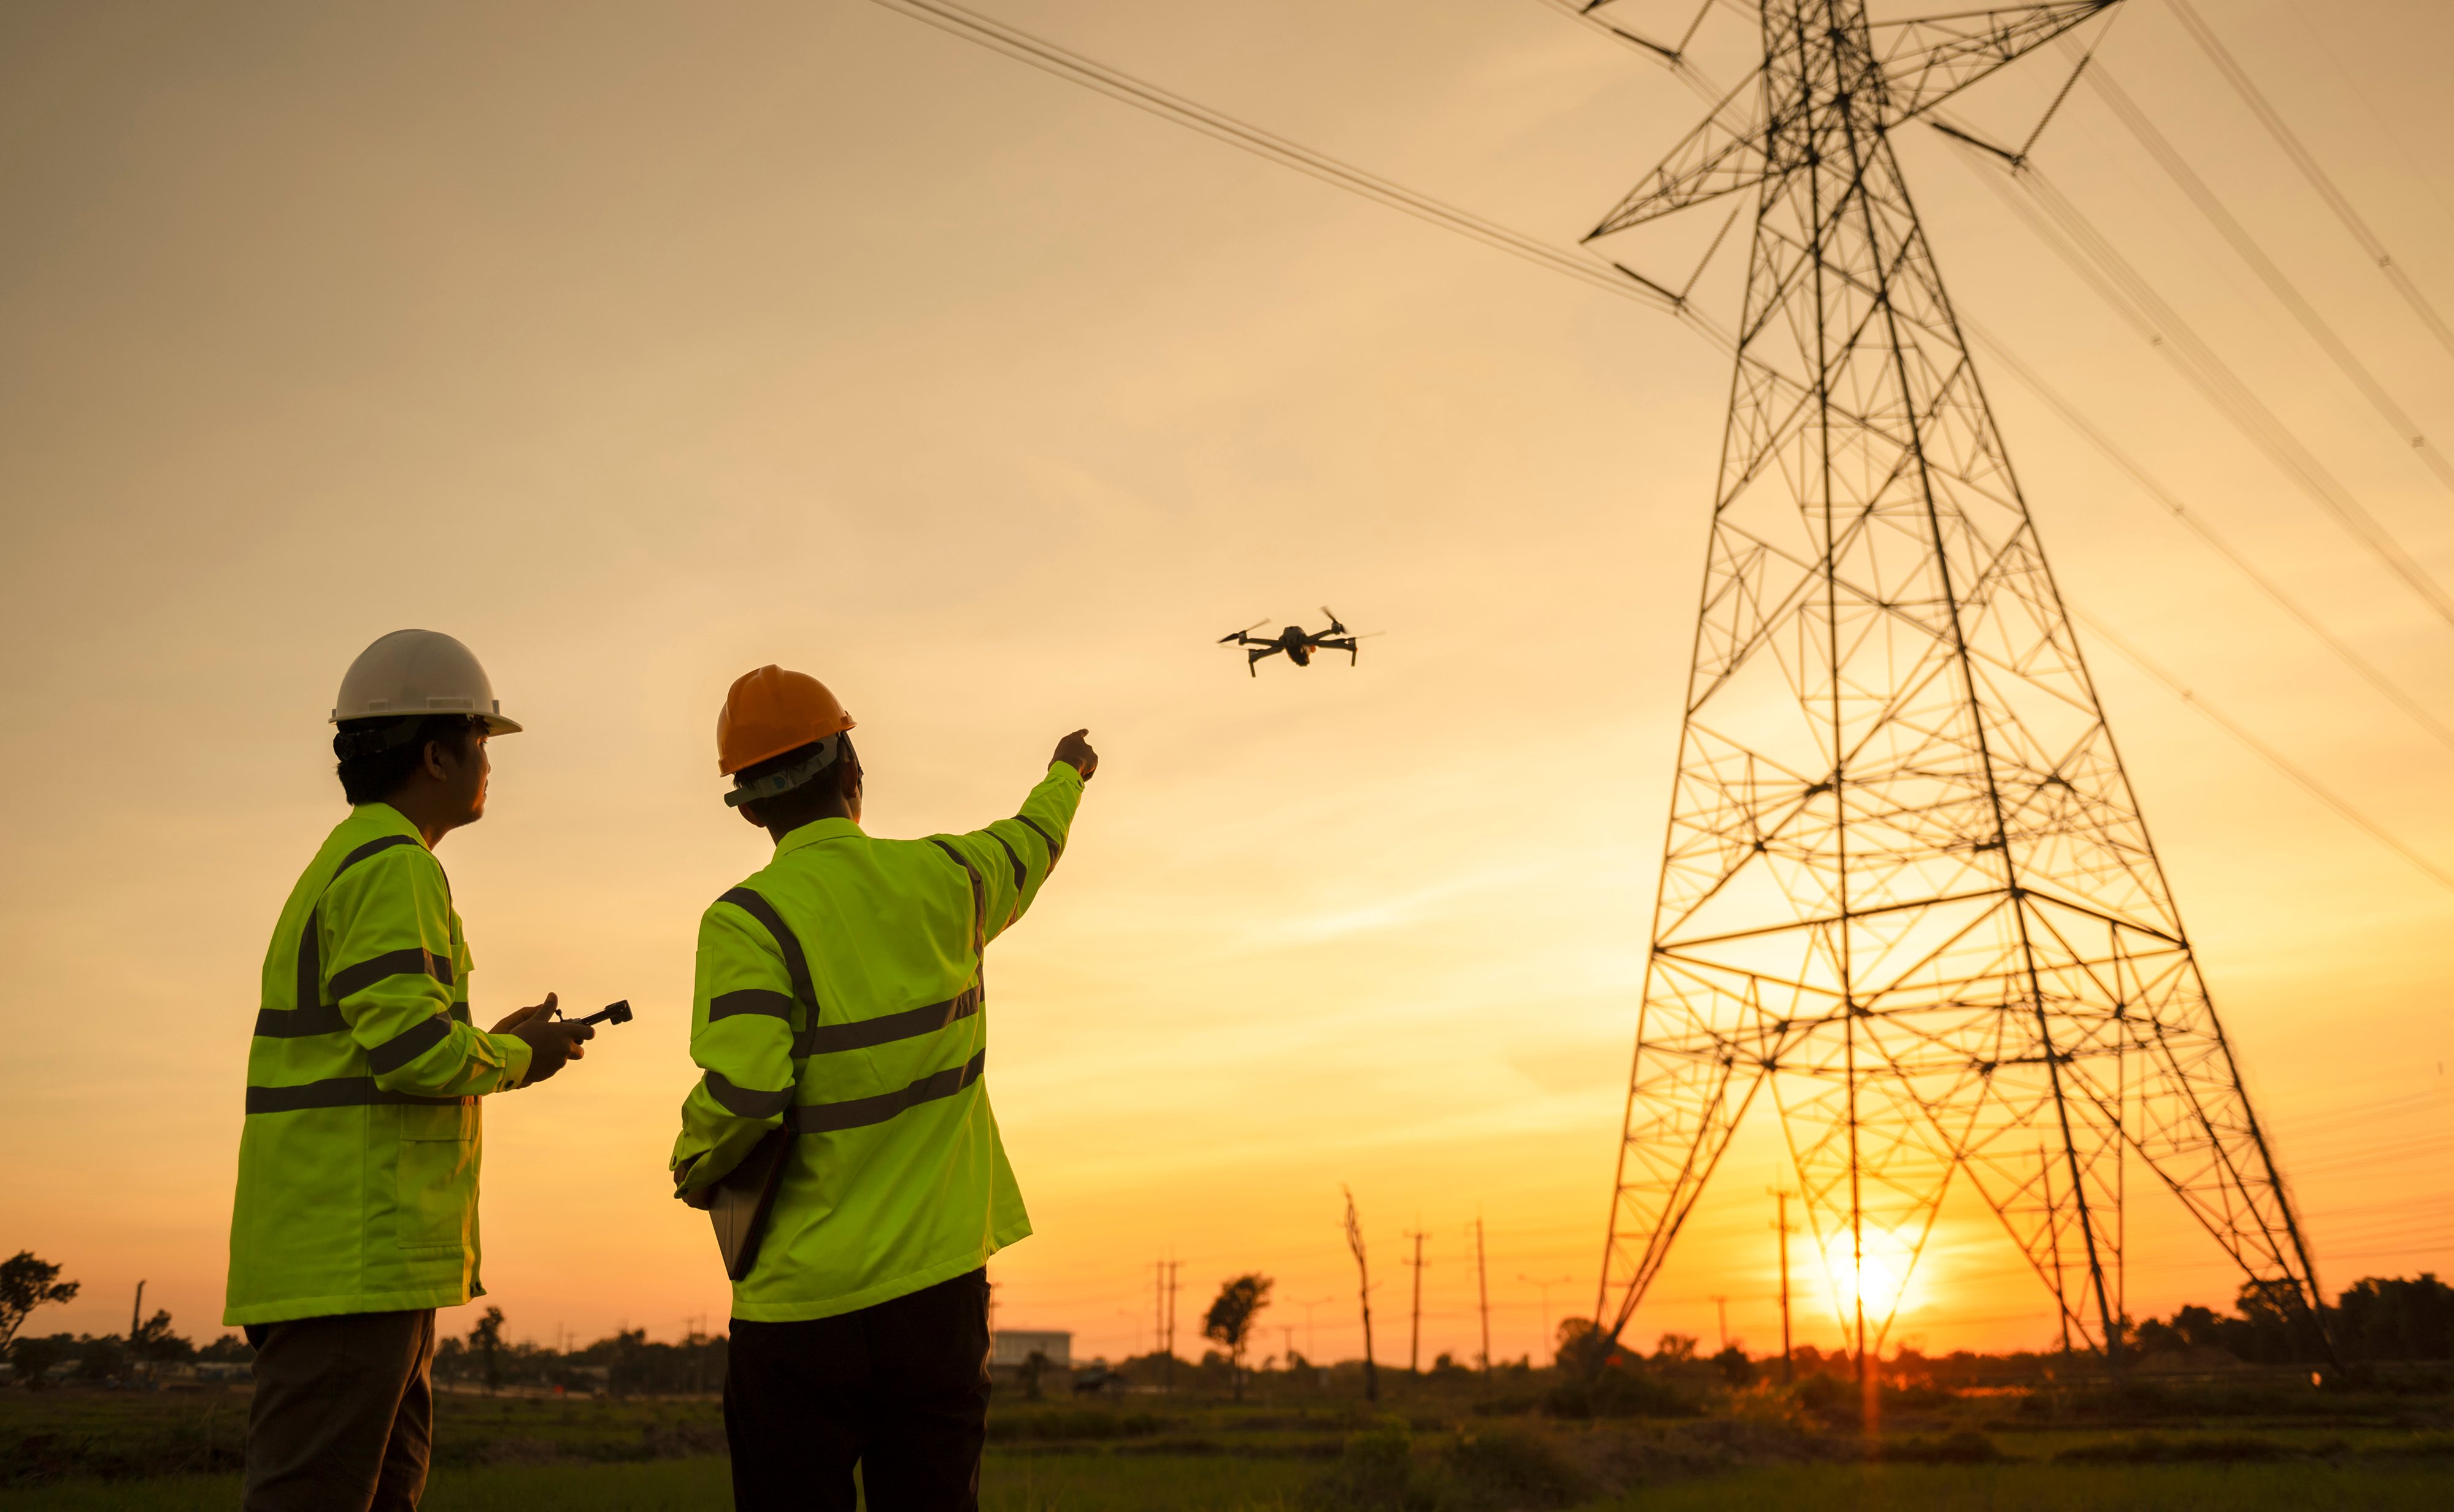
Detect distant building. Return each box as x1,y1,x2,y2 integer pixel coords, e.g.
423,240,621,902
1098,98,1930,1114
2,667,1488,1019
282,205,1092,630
991,1330,1071,1370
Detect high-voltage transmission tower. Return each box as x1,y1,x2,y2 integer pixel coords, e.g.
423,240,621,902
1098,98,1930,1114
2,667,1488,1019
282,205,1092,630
1588,0,2329,1375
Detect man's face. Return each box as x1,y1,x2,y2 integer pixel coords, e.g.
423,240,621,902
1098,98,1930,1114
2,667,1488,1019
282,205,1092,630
437,731,490,825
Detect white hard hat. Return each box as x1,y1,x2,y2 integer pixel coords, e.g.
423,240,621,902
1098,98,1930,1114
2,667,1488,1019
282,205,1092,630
332,629,523,734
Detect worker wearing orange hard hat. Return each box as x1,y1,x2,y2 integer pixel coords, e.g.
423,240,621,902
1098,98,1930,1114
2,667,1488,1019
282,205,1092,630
672,663,1096,1512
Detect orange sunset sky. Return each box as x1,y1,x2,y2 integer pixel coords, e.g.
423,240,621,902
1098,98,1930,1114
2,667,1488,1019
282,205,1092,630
2,0,2449,1369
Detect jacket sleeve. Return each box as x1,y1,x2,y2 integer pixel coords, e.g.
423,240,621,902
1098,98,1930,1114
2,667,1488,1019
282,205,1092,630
323,847,531,1097
928,762,1085,943
671,899,800,1196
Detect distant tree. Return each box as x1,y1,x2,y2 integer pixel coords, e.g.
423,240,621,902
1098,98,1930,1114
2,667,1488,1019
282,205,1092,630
1342,1188,1379,1403
1711,1343,1754,1387
469,1307,506,1394
9,1335,69,1391
1202,1274,1274,1402
0,1252,80,1351
1554,1317,1619,1378
131,1309,194,1364
198,1334,254,1364
1654,1332,1699,1364
2336,1274,2454,1362
74,1334,126,1383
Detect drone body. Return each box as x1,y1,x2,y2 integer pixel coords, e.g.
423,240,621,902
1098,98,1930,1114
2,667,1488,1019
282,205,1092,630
1218,608,1375,677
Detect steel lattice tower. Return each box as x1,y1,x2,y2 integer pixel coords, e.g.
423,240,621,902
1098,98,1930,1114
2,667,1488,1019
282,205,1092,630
1588,0,2328,1373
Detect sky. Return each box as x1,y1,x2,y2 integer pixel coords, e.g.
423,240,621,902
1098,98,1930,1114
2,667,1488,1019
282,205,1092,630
1,0,2449,1368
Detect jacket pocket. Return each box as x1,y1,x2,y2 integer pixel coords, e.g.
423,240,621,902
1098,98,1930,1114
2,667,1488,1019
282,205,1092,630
395,1100,477,1250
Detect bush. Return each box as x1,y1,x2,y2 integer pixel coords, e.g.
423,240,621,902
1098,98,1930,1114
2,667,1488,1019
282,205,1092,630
2055,1432,2337,1462
985,1409,1171,1443
1442,1422,1595,1508
1306,1417,1421,1512
1872,1430,1999,1463
1543,1364,1699,1420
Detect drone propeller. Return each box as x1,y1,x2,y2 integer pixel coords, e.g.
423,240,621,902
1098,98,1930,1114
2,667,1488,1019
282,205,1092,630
1320,605,1345,633
1218,620,1266,644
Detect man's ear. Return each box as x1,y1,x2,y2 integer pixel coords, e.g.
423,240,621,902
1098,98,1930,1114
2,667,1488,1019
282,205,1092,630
737,802,764,828
420,739,452,783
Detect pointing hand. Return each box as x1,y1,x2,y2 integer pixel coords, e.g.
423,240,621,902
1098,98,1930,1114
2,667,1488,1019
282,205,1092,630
1052,729,1098,781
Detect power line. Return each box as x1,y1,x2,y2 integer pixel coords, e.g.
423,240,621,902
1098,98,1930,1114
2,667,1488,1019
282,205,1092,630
2072,607,2454,892
867,0,2453,892
2074,52,2454,499
868,0,1693,318
2166,0,2454,364
1956,315,2454,756
1943,137,2454,632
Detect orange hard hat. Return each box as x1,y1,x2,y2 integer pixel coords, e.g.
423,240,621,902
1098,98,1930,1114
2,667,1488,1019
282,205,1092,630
717,666,856,776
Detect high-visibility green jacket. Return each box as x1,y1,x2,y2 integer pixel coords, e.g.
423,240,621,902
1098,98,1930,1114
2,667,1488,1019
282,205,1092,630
671,762,1084,1322
225,804,533,1326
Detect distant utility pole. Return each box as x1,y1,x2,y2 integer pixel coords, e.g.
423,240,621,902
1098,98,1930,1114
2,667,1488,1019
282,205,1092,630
1298,1295,1336,1365
1774,1189,1797,1386
1165,1261,1183,1393
1521,1274,1574,1365
1402,1227,1429,1373
1342,1186,1379,1402
129,1280,144,1339
1475,1217,1493,1373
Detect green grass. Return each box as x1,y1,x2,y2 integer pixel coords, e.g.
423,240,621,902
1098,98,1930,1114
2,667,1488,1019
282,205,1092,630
6,1455,2451,1512
0,1451,1319,1511
1620,1460,2454,1511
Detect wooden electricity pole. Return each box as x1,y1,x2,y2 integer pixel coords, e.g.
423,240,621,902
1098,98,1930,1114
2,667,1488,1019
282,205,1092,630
1402,1228,1428,1373
1475,1217,1493,1373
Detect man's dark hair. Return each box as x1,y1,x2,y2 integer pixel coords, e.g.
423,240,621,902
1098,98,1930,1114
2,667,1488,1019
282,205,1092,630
736,735,855,828
335,715,481,805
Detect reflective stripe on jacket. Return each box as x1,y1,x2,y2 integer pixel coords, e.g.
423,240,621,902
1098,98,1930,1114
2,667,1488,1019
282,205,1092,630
225,804,533,1326
672,761,1085,1322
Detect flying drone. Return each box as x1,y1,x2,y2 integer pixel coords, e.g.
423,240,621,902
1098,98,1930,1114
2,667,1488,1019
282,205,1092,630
1217,608,1379,677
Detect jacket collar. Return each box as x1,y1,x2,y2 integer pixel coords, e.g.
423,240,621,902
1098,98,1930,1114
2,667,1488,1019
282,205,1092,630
350,802,429,847
775,816,865,856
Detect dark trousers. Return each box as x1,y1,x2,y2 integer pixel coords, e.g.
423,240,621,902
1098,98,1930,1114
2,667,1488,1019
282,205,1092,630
726,1269,993,1512
244,1309,437,1512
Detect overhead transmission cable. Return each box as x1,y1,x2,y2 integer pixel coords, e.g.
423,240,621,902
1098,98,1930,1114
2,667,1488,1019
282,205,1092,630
2165,0,2454,365
2072,52,2454,499
1526,0,1723,101
1940,136,2454,632
864,0,2453,889
2279,1,2454,239
1958,319,2454,756
2072,610,2454,893
866,0,1716,337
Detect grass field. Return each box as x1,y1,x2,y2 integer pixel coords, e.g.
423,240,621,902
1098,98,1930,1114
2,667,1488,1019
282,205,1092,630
5,1454,2453,1511
4,1382,2449,1510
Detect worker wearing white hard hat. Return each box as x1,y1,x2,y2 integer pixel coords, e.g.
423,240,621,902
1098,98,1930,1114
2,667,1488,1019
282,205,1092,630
227,629,597,1512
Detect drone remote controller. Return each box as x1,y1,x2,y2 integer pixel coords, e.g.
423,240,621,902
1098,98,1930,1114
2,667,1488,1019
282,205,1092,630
569,999,634,1027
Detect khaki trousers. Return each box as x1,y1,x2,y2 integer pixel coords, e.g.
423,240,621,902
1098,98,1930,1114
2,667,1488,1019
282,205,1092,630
244,1310,437,1512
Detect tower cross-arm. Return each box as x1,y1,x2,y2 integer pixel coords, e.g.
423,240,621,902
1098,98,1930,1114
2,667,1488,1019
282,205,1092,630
1588,2,2120,238
1587,65,1773,238
1868,2,2120,124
